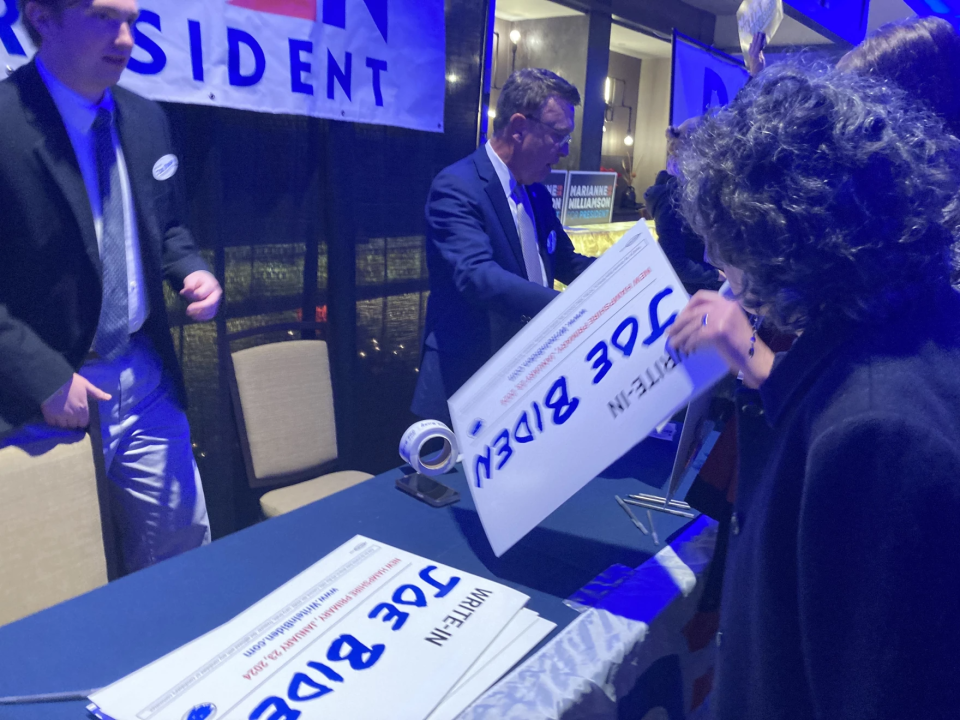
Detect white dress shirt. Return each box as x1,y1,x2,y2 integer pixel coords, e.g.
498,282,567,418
37,57,148,334
485,142,547,286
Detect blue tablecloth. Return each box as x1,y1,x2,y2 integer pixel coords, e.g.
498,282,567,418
0,437,691,719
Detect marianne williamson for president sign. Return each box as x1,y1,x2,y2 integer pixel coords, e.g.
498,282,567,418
561,171,618,226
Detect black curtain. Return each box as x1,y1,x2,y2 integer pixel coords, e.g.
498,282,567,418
160,0,490,537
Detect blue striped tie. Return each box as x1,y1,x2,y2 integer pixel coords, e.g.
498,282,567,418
91,107,129,361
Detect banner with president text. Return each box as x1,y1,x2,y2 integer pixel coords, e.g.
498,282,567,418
0,0,446,132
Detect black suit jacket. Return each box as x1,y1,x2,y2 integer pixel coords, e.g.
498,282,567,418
411,145,593,422
0,61,209,436
643,170,721,295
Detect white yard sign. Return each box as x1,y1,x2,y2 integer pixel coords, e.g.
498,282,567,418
89,537,529,720
448,221,729,556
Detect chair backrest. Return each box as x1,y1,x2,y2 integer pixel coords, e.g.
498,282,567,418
230,339,339,488
0,433,108,626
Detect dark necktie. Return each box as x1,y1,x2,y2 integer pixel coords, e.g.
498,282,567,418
91,107,129,361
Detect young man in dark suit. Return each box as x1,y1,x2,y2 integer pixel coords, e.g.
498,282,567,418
0,0,222,572
412,68,594,423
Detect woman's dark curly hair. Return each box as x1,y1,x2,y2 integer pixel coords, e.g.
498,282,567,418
838,17,960,139
678,61,960,332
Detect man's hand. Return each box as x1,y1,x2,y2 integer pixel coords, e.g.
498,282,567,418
746,32,767,77
180,270,222,322
41,374,112,429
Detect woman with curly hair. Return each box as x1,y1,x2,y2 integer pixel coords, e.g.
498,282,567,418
675,15,960,526
838,16,960,138
671,17,960,394
668,62,960,719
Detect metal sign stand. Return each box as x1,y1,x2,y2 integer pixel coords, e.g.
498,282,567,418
625,391,714,519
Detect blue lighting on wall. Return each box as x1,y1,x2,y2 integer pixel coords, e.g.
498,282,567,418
904,0,960,21
785,0,870,46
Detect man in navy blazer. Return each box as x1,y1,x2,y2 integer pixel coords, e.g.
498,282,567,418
0,0,222,572
412,68,594,422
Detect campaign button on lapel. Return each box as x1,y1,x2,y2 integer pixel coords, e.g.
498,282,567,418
153,154,179,181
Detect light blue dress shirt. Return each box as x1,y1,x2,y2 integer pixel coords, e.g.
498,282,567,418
485,141,547,286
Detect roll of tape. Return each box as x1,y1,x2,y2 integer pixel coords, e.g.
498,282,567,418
399,420,459,476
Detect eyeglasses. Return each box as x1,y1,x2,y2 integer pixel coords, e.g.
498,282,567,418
524,115,573,148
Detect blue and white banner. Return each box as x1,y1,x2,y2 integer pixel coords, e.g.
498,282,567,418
0,0,446,133
671,33,749,127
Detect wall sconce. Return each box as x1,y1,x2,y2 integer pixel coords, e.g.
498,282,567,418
509,29,521,72
605,76,636,153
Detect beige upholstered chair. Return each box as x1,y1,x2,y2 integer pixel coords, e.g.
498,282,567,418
0,433,110,626
229,337,373,517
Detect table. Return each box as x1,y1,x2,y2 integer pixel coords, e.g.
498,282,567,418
564,221,654,260
0,436,692,719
